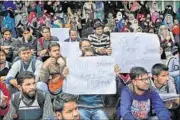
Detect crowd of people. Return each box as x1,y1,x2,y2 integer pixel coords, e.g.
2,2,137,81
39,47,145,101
0,1,180,120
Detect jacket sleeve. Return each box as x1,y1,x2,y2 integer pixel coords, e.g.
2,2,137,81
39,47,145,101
39,66,50,83
32,37,38,52
0,82,11,116
12,39,21,52
168,77,177,93
34,60,43,82
120,87,135,120
64,38,69,42
3,99,17,120
105,35,110,48
53,36,59,41
151,90,170,120
88,35,92,42
5,61,20,84
0,82,11,102
42,94,54,119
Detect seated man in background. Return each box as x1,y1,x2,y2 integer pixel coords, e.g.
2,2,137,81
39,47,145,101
18,26,38,55
167,45,180,94
0,28,21,62
151,63,178,100
88,22,112,56
64,28,80,42
151,63,179,119
38,42,67,95
37,26,59,62
64,46,120,120
5,46,43,94
79,39,93,56
0,48,11,81
119,67,170,120
68,48,109,120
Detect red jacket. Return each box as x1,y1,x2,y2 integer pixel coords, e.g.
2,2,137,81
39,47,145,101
0,81,10,116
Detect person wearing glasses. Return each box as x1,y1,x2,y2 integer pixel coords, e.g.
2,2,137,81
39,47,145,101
52,93,80,120
119,67,170,120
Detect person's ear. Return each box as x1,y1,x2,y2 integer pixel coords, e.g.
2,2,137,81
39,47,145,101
18,52,21,57
132,79,136,85
48,50,51,56
56,111,62,120
17,85,22,91
152,75,157,81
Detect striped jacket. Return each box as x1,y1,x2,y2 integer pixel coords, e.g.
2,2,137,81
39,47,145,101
88,34,110,49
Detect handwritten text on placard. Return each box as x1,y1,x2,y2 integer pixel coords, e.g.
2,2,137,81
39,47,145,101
64,56,116,94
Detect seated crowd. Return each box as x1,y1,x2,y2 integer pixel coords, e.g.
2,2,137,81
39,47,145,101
0,1,180,120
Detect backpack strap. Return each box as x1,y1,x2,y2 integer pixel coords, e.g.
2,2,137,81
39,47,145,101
31,56,37,73
20,60,24,73
11,91,46,111
36,90,46,109
20,60,29,72
11,92,21,111
19,57,37,73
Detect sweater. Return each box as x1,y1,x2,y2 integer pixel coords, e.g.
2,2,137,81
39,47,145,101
119,84,170,120
5,58,43,84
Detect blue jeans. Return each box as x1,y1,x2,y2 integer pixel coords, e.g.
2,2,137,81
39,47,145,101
36,82,50,94
79,107,108,120
174,76,180,94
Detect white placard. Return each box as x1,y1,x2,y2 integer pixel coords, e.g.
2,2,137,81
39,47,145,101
59,42,81,58
50,28,69,42
111,33,161,73
64,56,116,94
